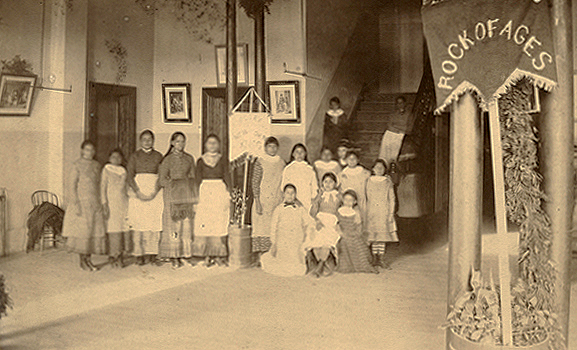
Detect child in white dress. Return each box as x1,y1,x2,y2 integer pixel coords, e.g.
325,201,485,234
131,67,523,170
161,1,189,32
366,159,398,269
261,184,312,277
339,150,371,226
303,172,341,277
101,149,129,268
281,143,318,212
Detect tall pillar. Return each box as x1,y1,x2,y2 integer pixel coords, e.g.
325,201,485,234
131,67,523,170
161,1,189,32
225,0,237,161
446,92,483,315
254,8,266,111
46,0,67,199
540,0,574,342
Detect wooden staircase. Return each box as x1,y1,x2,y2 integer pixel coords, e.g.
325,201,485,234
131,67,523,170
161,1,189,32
350,93,417,167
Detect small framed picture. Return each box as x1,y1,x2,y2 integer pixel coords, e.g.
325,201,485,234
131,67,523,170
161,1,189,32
267,80,300,124
162,83,192,123
0,74,37,116
215,43,249,87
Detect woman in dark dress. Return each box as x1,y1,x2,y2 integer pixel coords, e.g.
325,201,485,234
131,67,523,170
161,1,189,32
158,132,196,269
193,134,231,267
323,96,349,153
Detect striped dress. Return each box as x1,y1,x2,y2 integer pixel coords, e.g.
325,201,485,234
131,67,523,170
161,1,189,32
336,207,377,274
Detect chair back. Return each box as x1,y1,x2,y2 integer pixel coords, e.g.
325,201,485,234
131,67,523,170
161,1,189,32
31,190,60,208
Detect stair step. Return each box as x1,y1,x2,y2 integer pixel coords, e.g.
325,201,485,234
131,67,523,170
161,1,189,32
354,120,389,130
360,101,396,111
355,110,394,118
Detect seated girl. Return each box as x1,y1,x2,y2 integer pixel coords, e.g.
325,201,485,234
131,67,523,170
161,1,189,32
336,190,378,274
302,172,341,277
261,184,312,277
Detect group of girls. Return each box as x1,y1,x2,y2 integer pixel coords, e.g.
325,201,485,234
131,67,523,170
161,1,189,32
254,138,398,278
61,130,231,271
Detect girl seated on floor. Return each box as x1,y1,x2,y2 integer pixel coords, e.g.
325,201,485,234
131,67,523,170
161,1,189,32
336,190,378,274
261,184,312,277
303,172,341,278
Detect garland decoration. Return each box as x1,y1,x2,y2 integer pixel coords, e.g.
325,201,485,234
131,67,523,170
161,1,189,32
239,0,273,18
1,55,34,75
499,78,563,349
135,0,225,43
105,39,127,83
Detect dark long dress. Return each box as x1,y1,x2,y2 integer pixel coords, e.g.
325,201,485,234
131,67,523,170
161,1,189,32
192,155,231,257
158,151,196,258
323,110,349,153
336,207,377,274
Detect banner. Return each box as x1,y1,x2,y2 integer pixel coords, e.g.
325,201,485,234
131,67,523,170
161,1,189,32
229,112,271,160
422,0,556,113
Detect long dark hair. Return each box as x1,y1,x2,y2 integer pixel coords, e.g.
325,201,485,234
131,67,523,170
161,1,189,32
140,129,155,141
372,158,388,175
289,143,309,164
164,132,186,158
204,133,221,152
107,148,126,166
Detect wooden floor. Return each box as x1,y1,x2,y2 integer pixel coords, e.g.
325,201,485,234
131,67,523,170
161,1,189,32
0,218,574,350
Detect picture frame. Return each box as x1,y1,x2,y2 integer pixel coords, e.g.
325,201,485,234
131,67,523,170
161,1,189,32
215,43,249,87
162,83,192,123
0,74,37,116
267,80,301,124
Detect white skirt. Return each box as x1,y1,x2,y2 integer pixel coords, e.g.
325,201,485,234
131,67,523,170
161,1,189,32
126,174,164,232
194,180,230,237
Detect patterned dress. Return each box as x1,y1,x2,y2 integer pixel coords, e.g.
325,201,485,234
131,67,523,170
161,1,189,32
336,207,377,273
193,154,231,257
251,154,285,253
366,175,398,243
158,151,196,258
281,160,318,213
261,202,312,276
62,158,106,255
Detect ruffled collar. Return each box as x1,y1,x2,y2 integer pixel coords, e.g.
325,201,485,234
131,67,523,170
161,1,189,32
202,152,221,167
288,160,309,167
105,163,126,176
370,175,390,182
141,148,153,153
338,206,356,216
321,189,339,202
327,109,344,118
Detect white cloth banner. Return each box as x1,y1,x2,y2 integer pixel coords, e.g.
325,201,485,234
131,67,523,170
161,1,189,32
379,130,405,165
229,112,271,159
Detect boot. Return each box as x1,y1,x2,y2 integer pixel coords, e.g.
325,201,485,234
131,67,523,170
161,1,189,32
85,255,98,271
80,254,91,271
151,255,164,267
136,256,146,266
372,254,381,267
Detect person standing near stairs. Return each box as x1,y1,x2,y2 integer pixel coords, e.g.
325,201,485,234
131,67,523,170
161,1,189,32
379,96,409,165
323,97,349,154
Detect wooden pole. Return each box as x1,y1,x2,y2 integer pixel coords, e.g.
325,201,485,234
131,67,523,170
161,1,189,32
226,0,238,116
446,92,483,349
487,100,513,346
540,0,574,342
255,7,266,112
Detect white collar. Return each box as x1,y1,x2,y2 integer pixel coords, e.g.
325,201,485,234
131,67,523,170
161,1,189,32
327,109,344,118
338,206,356,216
142,148,153,153
321,190,339,201
344,166,364,175
105,163,126,176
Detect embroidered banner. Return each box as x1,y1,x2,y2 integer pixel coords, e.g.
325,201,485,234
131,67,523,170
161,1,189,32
422,0,556,113
229,112,271,160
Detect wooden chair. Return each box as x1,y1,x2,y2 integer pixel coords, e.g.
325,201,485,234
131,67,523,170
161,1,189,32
31,190,60,253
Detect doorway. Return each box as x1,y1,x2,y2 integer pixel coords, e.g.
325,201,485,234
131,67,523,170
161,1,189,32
87,82,137,165
201,87,249,160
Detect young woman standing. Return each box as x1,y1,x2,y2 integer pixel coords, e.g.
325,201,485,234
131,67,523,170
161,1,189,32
62,140,106,271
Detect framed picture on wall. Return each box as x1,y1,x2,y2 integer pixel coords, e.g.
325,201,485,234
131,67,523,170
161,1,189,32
0,74,37,116
162,83,192,123
267,80,300,124
215,43,249,87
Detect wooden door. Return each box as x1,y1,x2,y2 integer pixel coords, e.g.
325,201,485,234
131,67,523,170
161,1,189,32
201,87,249,161
87,82,136,165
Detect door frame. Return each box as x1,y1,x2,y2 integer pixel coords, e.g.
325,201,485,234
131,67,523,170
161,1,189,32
87,82,137,162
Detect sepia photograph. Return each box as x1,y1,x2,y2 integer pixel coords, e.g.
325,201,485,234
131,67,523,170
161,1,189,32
0,74,36,116
0,0,576,350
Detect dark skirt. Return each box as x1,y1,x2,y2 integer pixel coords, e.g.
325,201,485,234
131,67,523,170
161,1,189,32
192,236,228,257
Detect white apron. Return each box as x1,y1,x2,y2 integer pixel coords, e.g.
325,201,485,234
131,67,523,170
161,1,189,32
127,174,164,232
